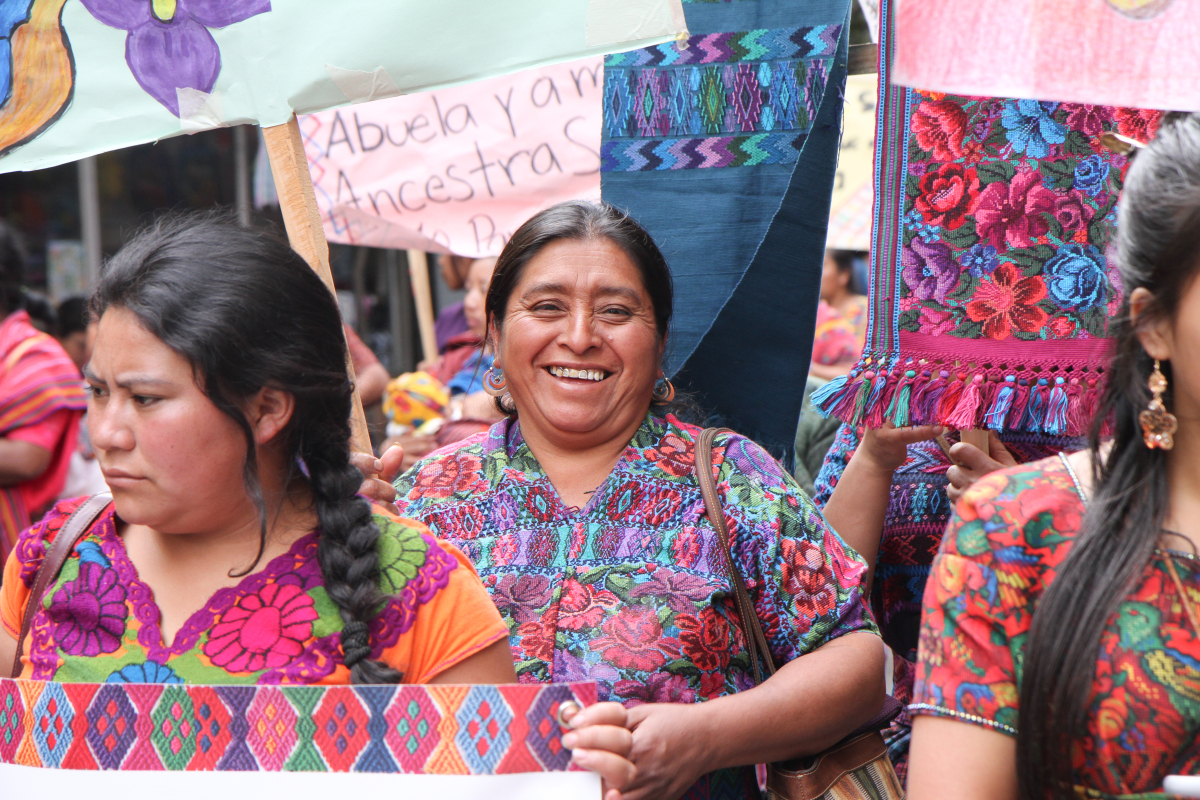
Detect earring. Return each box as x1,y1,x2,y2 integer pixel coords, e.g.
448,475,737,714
482,366,507,397
1140,359,1177,450
652,378,675,403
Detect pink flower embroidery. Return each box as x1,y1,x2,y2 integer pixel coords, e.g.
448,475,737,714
918,306,957,336
204,583,318,673
975,171,1056,252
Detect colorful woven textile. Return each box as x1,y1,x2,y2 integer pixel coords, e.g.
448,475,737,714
1,498,507,686
602,0,851,463
0,311,87,561
913,457,1200,795
0,677,594,773
392,413,877,800
811,0,1165,437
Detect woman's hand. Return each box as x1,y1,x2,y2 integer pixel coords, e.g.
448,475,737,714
350,443,405,514
619,702,711,800
859,422,944,473
560,702,638,800
946,431,1016,505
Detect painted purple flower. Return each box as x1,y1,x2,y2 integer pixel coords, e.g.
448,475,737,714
80,0,271,116
47,562,127,656
902,239,960,304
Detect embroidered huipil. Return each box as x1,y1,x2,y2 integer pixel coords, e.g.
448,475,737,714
913,457,1200,798
393,413,878,800
1,498,507,685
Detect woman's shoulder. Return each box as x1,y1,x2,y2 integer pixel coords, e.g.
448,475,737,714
944,453,1085,572
9,497,112,584
393,426,499,505
370,508,466,597
639,414,793,487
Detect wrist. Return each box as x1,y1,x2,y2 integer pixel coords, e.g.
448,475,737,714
852,447,902,477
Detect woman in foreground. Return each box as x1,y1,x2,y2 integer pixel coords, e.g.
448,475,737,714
907,113,1200,798
387,201,887,800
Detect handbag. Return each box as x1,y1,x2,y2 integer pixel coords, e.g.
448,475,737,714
695,429,905,800
11,493,113,679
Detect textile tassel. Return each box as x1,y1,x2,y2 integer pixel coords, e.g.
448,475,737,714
1021,378,1049,432
945,374,985,429
811,373,852,416
1044,376,1070,434
829,375,864,421
1066,378,1086,435
984,375,1017,431
867,369,897,429
1009,379,1031,429
936,374,966,423
888,369,918,427
849,370,878,423
913,370,947,425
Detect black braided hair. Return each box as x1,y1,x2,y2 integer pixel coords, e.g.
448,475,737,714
91,212,400,684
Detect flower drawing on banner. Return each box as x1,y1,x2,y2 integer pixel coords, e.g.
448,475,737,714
902,239,959,304
961,244,1000,278
1000,100,1068,159
1073,155,1111,197
966,263,1049,340
80,0,272,116
203,582,318,673
975,171,1056,252
911,100,969,161
48,562,128,656
1053,191,1097,231
1044,244,1108,312
915,163,981,230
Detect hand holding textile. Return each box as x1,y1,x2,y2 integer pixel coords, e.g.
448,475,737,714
945,432,1016,506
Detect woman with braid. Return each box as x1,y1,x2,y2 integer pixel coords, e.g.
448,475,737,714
0,215,524,690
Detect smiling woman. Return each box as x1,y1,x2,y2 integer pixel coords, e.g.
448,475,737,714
387,201,889,800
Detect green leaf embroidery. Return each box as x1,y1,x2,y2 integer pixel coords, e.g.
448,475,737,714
376,516,430,595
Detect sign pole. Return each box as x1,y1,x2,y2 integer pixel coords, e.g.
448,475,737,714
405,249,439,364
262,115,373,455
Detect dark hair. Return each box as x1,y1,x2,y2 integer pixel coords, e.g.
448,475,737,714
483,201,674,413
57,296,88,337
1017,113,1200,798
91,213,399,684
0,221,27,315
827,249,864,295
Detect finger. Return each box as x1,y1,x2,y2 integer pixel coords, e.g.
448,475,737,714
349,451,383,478
946,465,971,489
987,431,1018,467
360,477,398,504
563,724,634,758
603,789,625,800
561,701,628,730
378,443,406,483
947,442,995,473
890,424,944,446
947,484,964,505
571,748,637,792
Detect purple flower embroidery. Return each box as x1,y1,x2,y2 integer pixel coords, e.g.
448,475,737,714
80,0,271,116
902,239,960,304
48,562,127,656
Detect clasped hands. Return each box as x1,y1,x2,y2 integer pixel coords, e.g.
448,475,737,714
859,423,1016,504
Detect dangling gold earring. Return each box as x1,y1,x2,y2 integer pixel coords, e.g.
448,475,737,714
1140,359,1177,450
483,366,507,397
652,378,675,403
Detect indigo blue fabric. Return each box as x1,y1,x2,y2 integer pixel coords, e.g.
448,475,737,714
601,0,851,467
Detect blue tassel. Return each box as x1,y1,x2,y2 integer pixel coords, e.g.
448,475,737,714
1044,376,1069,434
1022,378,1049,433
984,375,1017,432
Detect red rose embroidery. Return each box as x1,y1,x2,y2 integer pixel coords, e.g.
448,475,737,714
410,454,487,500
203,583,318,673
965,263,1049,340
915,163,980,230
676,606,732,672
780,539,838,622
1114,108,1163,144
588,605,679,671
911,100,969,161
515,615,556,663
558,578,619,631
641,433,695,479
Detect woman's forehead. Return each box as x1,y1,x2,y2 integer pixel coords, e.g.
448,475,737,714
517,238,645,295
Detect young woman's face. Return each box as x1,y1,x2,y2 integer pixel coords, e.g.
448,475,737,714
463,257,497,338
496,238,663,447
86,308,258,534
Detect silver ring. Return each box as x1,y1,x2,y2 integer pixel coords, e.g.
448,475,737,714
556,700,581,727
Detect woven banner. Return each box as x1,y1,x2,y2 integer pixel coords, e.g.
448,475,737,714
0,679,597,796
812,0,1164,436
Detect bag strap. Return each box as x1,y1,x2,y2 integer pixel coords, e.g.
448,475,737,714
695,427,777,685
11,493,113,679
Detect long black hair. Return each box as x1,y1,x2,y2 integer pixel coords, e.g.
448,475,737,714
91,213,399,684
1018,113,1200,797
483,200,675,414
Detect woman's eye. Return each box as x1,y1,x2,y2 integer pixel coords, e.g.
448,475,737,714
88,386,106,399
602,306,632,317
132,395,159,407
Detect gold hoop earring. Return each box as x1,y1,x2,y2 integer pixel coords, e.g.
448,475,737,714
652,379,675,403
1141,359,1177,450
483,366,507,397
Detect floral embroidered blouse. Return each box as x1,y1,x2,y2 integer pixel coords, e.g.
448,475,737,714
913,456,1200,798
1,497,507,685
393,413,878,800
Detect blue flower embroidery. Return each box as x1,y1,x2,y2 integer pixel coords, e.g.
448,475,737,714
1000,100,1067,159
107,661,184,684
1044,243,1107,311
961,244,1000,278
1073,154,1111,197
75,540,111,569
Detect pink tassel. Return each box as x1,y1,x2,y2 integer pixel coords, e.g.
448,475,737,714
945,374,985,429
1066,377,1086,435
913,369,947,425
1009,379,1031,428
936,374,966,424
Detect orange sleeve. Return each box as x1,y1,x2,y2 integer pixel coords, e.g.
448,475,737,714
1,544,32,639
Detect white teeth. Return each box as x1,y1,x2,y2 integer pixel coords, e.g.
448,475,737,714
549,366,606,381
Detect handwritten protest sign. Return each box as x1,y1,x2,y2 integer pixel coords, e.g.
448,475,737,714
0,0,684,174
0,679,599,798
306,58,603,257
826,73,877,252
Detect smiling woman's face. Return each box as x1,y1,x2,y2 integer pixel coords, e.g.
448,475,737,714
86,307,258,534
496,237,663,449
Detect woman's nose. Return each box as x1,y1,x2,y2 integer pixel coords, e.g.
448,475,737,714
560,310,601,352
88,403,134,452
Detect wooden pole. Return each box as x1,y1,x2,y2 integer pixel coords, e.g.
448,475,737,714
960,429,990,452
261,116,372,455
406,249,438,364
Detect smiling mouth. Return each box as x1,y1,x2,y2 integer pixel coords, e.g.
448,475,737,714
547,366,610,382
